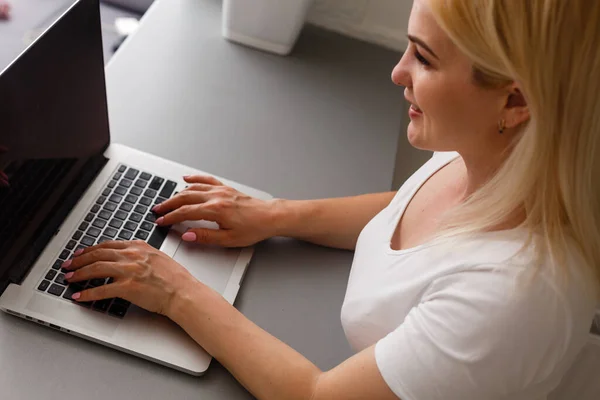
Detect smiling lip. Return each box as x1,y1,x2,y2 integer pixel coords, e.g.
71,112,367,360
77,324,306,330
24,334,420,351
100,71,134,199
408,103,423,118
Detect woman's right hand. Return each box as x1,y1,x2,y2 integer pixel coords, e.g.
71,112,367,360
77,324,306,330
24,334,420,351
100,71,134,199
152,175,280,247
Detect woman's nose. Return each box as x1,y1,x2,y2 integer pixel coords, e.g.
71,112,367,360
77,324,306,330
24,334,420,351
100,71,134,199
391,55,411,88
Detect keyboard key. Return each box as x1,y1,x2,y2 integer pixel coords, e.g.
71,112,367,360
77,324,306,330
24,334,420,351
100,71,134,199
107,278,114,284
149,176,164,190
144,189,157,198
81,236,95,246
45,270,57,280
96,196,107,205
148,226,169,250
48,284,66,296
118,165,127,173
63,283,84,300
145,213,156,223
159,180,177,198
130,186,143,196
52,260,62,270
72,230,84,240
125,194,138,204
139,196,152,206
140,221,153,231
91,204,100,213
92,219,107,229
107,179,117,188
55,273,68,286
113,172,122,180
118,230,133,240
103,202,118,212
124,221,138,231
119,202,133,212
104,227,118,238
108,304,128,318
134,205,148,214
140,172,152,181
87,227,101,238
66,240,77,250
92,299,111,312
109,194,123,204
120,179,132,188
134,179,148,188
115,210,128,220
109,219,123,229
98,210,111,220
135,230,149,240
102,188,111,197
78,301,93,308
75,245,87,253
98,236,112,244
78,222,89,231
90,278,106,287
59,250,70,260
38,280,51,292
115,186,127,196
125,168,139,180
154,196,167,205
129,213,142,223
84,213,94,222
114,298,131,307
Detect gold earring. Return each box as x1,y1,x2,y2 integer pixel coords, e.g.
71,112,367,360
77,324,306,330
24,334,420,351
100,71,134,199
498,119,505,134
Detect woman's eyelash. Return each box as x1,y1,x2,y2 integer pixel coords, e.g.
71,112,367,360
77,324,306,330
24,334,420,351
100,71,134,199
414,49,430,66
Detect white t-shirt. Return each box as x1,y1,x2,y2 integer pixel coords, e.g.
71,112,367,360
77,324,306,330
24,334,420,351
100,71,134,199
341,152,597,400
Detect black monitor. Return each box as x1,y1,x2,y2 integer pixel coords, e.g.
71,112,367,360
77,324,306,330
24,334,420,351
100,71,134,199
0,0,110,293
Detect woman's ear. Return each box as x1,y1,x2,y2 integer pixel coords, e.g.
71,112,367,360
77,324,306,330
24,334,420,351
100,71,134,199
504,83,530,128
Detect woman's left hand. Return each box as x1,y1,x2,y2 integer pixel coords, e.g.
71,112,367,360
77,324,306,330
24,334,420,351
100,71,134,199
62,240,199,316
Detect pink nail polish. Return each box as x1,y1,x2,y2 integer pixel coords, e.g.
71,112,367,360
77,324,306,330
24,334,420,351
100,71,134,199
182,232,197,242
62,259,72,268
156,217,164,225
152,204,161,212
74,249,84,256
72,293,81,300
64,272,74,279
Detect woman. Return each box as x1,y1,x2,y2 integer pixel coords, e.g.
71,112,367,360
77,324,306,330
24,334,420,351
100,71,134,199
61,0,600,398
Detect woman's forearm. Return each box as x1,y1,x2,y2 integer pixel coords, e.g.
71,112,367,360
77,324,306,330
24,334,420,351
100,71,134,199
271,192,395,250
168,282,321,400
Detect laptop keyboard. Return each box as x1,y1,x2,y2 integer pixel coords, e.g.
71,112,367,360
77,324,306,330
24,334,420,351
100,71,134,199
36,164,178,318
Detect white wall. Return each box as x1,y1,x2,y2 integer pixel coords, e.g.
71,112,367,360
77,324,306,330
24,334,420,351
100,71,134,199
307,0,411,51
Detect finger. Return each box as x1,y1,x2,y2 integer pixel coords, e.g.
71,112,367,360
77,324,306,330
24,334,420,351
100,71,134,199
183,175,223,186
181,183,213,193
0,171,7,180
72,281,127,302
156,205,219,226
153,191,209,214
182,228,232,247
65,261,125,282
64,247,122,270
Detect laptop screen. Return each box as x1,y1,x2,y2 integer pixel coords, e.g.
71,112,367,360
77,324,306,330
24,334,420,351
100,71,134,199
0,0,110,293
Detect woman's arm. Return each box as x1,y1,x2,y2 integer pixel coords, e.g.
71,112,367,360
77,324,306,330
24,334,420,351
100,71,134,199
272,192,395,250
155,175,395,250
169,281,399,400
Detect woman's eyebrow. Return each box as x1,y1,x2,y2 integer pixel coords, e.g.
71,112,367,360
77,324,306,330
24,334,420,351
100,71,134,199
407,34,439,60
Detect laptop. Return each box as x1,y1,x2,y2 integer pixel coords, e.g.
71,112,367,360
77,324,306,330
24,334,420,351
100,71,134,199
0,0,271,375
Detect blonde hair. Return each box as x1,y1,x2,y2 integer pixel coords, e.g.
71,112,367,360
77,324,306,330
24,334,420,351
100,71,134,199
428,0,600,297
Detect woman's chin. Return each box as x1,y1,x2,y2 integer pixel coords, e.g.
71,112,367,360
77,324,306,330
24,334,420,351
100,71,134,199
406,122,425,148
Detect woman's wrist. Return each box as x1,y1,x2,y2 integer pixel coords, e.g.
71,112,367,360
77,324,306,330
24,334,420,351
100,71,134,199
166,279,216,323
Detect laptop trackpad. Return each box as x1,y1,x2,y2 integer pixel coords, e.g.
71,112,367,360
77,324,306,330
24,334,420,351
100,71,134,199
172,241,240,295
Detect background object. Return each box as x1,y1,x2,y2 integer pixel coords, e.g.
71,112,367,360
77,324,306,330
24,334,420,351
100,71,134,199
222,0,314,55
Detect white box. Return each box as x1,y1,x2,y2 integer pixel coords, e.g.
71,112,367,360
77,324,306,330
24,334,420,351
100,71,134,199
222,0,314,55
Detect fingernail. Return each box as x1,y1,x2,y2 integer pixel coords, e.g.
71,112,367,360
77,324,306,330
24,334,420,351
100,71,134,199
156,217,164,225
182,232,197,242
62,259,72,268
64,272,74,279
74,249,84,256
72,293,81,300
152,204,161,212
183,175,191,179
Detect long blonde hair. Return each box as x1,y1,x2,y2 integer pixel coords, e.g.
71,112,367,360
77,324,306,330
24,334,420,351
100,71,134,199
429,0,600,297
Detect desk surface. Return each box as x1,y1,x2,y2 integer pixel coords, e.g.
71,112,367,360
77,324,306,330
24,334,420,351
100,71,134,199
0,0,404,398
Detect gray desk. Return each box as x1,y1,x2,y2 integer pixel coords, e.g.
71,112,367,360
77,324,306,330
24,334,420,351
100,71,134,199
0,0,404,398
